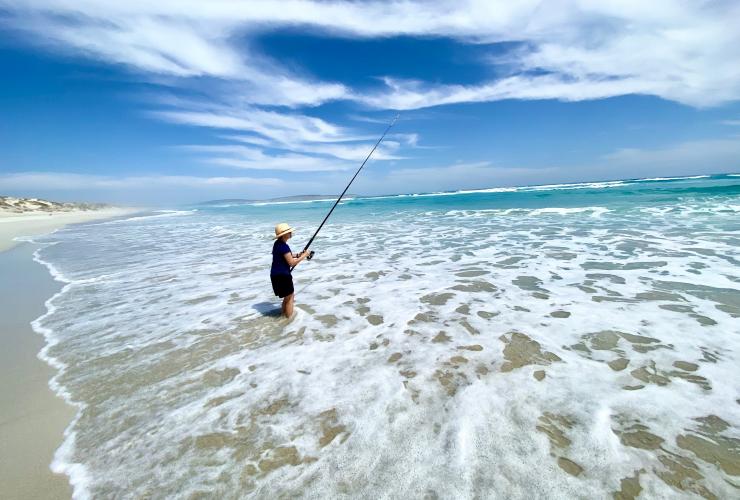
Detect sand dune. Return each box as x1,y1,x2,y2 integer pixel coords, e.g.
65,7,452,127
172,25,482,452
0,202,137,252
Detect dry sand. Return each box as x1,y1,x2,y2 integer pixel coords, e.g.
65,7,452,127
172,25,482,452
0,208,136,253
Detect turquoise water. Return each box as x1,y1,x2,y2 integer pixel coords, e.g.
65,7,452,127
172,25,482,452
31,173,740,498
205,173,740,214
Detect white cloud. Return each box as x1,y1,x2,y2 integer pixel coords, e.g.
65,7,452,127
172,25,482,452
180,141,403,171
4,2,350,108
4,0,739,108
359,74,654,110
3,0,740,186
156,104,403,169
181,145,351,172
152,107,363,145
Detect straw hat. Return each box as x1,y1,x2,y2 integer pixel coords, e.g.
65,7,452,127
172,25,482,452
274,222,295,239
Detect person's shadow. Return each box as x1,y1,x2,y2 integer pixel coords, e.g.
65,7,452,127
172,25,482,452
252,301,282,317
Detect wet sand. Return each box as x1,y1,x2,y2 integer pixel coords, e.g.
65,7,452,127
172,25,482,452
0,208,135,252
0,210,136,498
0,243,73,499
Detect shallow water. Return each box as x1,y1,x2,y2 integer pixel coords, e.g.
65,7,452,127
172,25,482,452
33,175,740,498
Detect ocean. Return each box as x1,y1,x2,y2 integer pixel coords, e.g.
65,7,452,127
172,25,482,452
31,174,740,498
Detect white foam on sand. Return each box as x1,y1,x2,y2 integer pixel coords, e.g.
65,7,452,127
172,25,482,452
30,248,93,499
29,195,740,498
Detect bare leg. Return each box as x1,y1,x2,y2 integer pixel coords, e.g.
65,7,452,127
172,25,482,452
282,293,295,318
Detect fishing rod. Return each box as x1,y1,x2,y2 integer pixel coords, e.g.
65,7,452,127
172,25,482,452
291,114,400,271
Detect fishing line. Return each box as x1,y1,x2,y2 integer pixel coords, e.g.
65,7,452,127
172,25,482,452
291,114,400,271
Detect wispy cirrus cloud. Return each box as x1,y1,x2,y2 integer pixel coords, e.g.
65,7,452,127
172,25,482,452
5,0,739,108
154,104,402,170
359,74,655,110
178,145,352,172
151,107,364,145
2,0,739,182
3,1,350,107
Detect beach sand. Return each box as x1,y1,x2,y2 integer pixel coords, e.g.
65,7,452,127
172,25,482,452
0,209,136,499
0,208,135,253
0,244,73,499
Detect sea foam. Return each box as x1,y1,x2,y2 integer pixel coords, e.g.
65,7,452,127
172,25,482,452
29,176,740,499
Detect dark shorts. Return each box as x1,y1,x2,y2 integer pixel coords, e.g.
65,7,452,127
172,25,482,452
271,274,294,298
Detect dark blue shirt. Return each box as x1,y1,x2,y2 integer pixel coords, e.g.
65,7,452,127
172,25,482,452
271,240,292,275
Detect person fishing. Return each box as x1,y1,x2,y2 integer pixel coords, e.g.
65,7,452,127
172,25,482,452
269,115,399,319
271,223,311,318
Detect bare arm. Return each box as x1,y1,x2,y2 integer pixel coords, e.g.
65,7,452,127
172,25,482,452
283,250,309,267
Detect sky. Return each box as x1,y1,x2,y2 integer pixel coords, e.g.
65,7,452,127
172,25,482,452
1,0,739,205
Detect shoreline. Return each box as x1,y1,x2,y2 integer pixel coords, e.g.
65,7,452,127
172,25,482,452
0,208,137,253
0,209,138,499
0,243,74,499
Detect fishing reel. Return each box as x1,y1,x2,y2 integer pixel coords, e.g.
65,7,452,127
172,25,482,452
306,250,315,260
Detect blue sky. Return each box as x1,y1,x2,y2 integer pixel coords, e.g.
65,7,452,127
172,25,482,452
1,1,739,205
